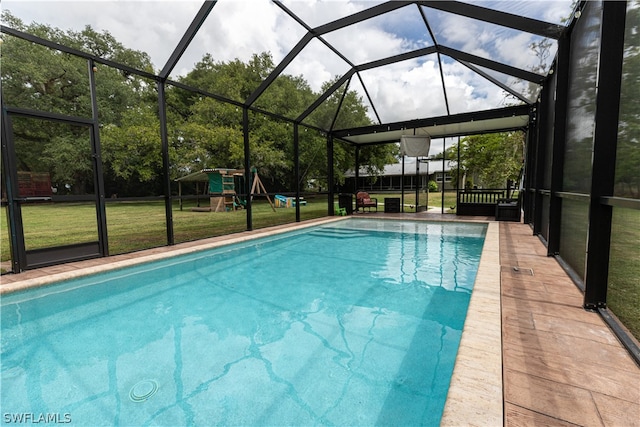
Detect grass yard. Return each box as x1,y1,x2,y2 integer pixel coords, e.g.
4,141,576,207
367,190,459,213
0,196,329,263
607,207,640,341
0,191,459,263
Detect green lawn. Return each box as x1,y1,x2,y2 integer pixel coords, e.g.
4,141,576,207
607,207,640,341
0,197,329,262
0,191,459,262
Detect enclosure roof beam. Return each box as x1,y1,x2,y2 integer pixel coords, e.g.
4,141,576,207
330,77,352,132
356,46,437,72
5,106,94,126
418,1,565,39
417,4,450,115
0,25,158,81
460,60,534,105
273,0,356,69
296,70,356,123
166,79,324,135
245,32,314,106
246,1,408,107
296,46,437,123
355,71,382,125
313,1,413,35
333,104,531,138
439,45,546,83
160,0,217,79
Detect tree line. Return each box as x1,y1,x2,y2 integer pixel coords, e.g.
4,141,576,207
2,6,637,198
1,11,395,197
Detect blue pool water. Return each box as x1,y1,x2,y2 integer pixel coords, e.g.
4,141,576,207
1,219,486,426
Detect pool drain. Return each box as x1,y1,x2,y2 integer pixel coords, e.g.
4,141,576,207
129,380,158,402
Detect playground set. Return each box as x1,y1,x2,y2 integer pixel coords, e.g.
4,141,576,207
176,168,305,213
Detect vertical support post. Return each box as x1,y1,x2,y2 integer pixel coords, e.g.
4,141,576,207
1,101,26,272
530,106,543,230
88,60,109,256
243,107,252,231
524,115,535,227
441,138,445,213
157,81,174,245
327,134,334,216
456,136,461,212
294,123,301,222
415,156,420,210
547,34,570,256
584,1,627,309
401,155,405,213
354,146,360,194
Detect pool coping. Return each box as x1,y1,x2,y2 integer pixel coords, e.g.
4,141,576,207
441,221,502,425
0,216,502,425
0,217,347,295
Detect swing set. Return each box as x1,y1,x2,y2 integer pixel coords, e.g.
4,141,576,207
176,167,275,212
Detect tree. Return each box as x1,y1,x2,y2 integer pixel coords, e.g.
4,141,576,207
615,0,640,198
446,132,525,189
166,53,305,189
2,12,396,196
1,11,158,195
169,54,396,191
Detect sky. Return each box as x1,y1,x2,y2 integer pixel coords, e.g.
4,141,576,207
1,0,575,143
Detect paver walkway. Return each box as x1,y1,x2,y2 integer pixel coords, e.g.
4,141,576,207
500,222,640,427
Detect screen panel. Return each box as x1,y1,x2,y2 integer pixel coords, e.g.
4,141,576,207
559,198,589,280
607,206,640,340
562,1,602,194
614,1,640,199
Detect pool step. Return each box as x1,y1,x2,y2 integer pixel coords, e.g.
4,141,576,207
309,228,367,239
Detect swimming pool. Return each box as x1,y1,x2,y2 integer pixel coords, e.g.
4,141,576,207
1,218,487,426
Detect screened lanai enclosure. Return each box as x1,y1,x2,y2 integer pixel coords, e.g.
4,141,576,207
1,1,639,361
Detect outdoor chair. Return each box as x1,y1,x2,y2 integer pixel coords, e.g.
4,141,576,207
356,191,378,212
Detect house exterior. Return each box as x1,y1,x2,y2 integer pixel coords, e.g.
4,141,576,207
343,158,454,193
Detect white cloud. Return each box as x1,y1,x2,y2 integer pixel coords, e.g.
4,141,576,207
2,0,202,70
280,0,369,28
2,0,571,125
170,0,307,76
322,23,408,65
494,32,538,70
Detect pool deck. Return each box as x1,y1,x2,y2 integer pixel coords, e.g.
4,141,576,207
1,213,639,426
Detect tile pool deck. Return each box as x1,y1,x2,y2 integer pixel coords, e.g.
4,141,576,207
1,214,638,426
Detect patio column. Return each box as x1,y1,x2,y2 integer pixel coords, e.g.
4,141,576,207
294,123,301,222
89,59,109,256
529,104,542,230
243,107,252,231
354,146,360,193
327,134,334,216
157,80,174,246
547,33,570,256
441,139,445,213
584,1,627,309
0,96,25,272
